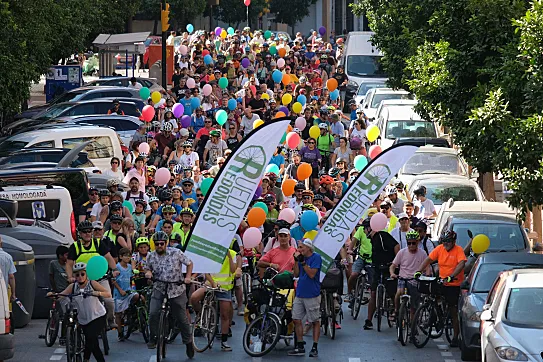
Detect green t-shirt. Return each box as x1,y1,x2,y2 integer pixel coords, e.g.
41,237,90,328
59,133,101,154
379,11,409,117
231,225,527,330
353,227,372,262
317,134,334,153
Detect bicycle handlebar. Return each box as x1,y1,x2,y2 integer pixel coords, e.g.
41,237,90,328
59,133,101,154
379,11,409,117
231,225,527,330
191,280,229,293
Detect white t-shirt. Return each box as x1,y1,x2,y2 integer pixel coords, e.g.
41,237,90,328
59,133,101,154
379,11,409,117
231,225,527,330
178,152,199,168
390,227,414,249
204,140,228,165
102,168,124,182
288,198,304,210
415,198,436,218
241,114,260,136
90,203,105,218
391,197,405,215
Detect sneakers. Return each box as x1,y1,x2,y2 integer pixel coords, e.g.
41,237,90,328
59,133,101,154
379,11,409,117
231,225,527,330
287,347,306,356
186,342,195,358
117,333,125,342
147,341,156,349
363,319,373,330
309,347,318,357
221,342,232,352
449,337,459,348
108,320,118,330
237,305,244,316
335,322,341,330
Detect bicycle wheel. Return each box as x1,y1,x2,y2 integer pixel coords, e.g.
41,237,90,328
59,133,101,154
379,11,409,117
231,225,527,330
138,308,150,343
124,310,133,340
192,304,217,353
327,293,336,340
157,310,169,362
242,313,282,357
398,301,409,346
411,304,433,348
66,326,75,362
352,275,364,320
376,285,384,332
75,327,85,362
430,303,444,339
444,310,454,344
242,273,251,304
101,327,109,356
387,298,394,328
45,310,60,347
320,295,328,336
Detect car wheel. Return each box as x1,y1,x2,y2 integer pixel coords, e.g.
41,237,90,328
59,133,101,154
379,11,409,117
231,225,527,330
460,333,479,361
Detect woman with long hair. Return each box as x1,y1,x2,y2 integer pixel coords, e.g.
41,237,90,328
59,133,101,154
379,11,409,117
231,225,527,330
331,137,354,167
117,218,136,251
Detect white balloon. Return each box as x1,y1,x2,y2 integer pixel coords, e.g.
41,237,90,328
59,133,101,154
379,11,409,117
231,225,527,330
277,58,285,68
187,78,196,89
202,84,212,96
179,45,188,55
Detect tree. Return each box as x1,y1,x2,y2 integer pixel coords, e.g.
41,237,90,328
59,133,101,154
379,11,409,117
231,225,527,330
269,0,318,28
213,0,267,28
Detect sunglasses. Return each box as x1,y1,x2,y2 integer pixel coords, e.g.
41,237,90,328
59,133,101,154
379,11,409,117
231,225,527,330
163,212,174,215
229,127,235,130
381,206,390,210
197,194,204,197
407,242,417,246
155,242,166,246
111,161,119,165
169,179,175,182
80,229,92,234
183,183,192,187
442,240,454,244
308,142,315,144
75,272,86,278
111,221,122,225
205,121,212,123
89,192,98,196
295,190,303,193
302,196,312,199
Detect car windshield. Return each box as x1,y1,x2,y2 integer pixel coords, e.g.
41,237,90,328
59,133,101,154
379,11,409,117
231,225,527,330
35,104,73,120
473,264,543,293
50,90,86,104
346,55,386,78
423,183,478,205
402,152,467,176
505,287,543,326
0,141,29,158
357,82,387,95
452,223,526,251
371,93,413,108
385,120,437,139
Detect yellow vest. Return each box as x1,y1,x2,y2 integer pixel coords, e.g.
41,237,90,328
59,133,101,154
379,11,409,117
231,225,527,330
387,215,399,232
103,230,118,245
212,249,236,291
172,223,191,248
74,238,101,264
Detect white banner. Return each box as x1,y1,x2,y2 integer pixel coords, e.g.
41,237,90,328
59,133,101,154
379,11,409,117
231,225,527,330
185,119,291,273
312,144,419,281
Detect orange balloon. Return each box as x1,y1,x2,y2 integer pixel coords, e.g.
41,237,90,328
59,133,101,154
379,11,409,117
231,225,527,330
287,125,293,133
297,162,312,180
281,179,297,196
278,48,286,58
282,73,291,86
247,207,266,227
275,111,286,118
327,78,338,91
209,75,215,81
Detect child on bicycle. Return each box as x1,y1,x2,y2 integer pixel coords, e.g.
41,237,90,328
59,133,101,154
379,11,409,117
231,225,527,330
131,237,150,291
113,248,140,341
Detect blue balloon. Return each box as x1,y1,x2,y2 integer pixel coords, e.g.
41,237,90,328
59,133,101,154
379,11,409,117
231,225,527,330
237,97,243,103
190,97,201,109
330,89,340,101
228,98,237,111
186,24,194,33
297,94,307,106
300,210,319,231
272,69,283,83
341,181,348,194
203,54,213,65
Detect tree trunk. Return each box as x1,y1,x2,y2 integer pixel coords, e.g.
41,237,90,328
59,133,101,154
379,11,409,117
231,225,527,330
478,172,496,201
153,19,158,35
126,15,133,33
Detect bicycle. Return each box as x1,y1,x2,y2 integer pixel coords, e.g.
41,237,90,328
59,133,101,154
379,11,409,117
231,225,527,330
350,255,371,320
411,276,454,348
375,264,394,332
241,256,256,305
121,287,151,343
40,288,63,347
321,261,344,339
396,277,414,346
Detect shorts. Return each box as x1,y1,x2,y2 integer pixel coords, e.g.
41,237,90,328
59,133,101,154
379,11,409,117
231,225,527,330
215,290,232,302
441,286,460,307
370,267,397,298
398,279,421,308
292,296,321,323
352,258,371,274
311,166,319,179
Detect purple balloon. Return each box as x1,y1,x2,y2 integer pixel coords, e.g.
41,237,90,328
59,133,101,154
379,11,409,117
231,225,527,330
253,185,263,200
241,58,250,68
215,27,222,36
180,115,191,128
319,26,326,36
172,103,184,118
278,106,289,116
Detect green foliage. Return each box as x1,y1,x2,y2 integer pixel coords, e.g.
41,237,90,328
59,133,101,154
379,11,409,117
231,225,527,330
269,0,318,27
214,0,266,27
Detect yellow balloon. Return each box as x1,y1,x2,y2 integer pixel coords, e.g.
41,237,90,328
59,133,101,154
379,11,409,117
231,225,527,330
221,29,227,39
309,125,320,139
282,93,292,105
151,91,161,104
292,102,302,114
253,119,264,129
472,234,490,254
366,124,380,142
261,93,270,100
304,230,318,240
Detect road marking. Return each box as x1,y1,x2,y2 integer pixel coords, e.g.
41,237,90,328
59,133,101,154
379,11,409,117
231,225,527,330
50,355,63,361
53,348,65,354
349,358,361,362
441,351,453,357
434,338,444,343
149,356,157,362
437,344,449,350
444,360,456,362
252,358,262,362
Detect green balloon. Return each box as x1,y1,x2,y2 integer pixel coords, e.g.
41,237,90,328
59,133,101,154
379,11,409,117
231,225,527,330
215,109,228,125
218,77,228,89
253,201,268,214
87,255,108,281
139,87,150,100
227,27,235,35
264,30,272,39
201,178,214,196
122,200,134,213
269,46,277,55
280,132,287,143
354,155,369,171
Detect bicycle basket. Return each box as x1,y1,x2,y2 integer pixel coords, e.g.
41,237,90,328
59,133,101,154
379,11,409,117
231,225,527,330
417,278,442,295
271,271,295,290
249,286,271,307
321,267,343,290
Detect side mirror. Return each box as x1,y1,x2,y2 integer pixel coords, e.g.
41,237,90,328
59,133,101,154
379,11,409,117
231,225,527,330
482,303,491,311
480,309,493,322
460,280,470,290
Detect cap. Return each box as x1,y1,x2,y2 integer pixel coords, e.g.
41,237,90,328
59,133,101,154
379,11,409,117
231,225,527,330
336,157,347,164
367,207,379,217
278,228,290,235
397,212,408,220
92,221,103,230
302,238,314,250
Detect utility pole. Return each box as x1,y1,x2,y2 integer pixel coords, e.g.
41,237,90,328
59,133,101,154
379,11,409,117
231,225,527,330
161,1,170,88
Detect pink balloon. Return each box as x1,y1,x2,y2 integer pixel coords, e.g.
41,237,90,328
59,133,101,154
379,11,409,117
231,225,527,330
179,45,188,55
138,142,150,154
286,132,300,149
243,227,262,248
155,168,171,187
278,208,296,224
370,212,388,232
142,105,155,122
244,0,250,5
277,58,285,68
295,117,306,131
369,145,382,159
202,84,212,96
186,78,196,89
250,85,256,96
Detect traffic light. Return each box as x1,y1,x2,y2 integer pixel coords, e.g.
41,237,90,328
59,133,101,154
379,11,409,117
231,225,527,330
161,3,170,32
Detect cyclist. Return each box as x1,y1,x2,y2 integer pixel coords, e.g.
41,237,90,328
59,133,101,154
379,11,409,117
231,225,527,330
415,230,467,347
66,221,119,329
131,237,150,291
288,182,306,210
346,218,372,305
386,186,404,216
362,218,400,331
172,208,194,251
145,231,194,358
389,213,413,249
315,175,337,210
112,248,139,341
48,245,70,345
389,231,428,325
412,220,435,255
49,262,111,362
257,228,296,273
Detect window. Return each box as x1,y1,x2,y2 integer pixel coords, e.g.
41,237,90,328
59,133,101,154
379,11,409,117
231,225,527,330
105,91,133,98
402,152,468,176
62,136,114,159
385,120,437,139
31,141,55,148
16,199,61,222
116,119,139,131
119,103,141,117
422,184,478,205
0,154,36,164
0,141,29,157
82,92,105,100
71,154,95,168
36,104,74,120
51,90,86,104
451,223,526,251
505,287,543,326
346,55,385,78
371,93,414,108
104,79,124,87
67,104,98,116
473,264,543,293
140,80,153,88
41,153,64,163
357,82,386,96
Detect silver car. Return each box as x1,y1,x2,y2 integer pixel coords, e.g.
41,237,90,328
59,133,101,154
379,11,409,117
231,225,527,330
480,269,543,362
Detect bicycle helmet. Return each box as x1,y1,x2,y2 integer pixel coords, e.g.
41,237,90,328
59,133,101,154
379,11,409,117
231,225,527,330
439,230,457,244
275,219,291,228
160,189,173,201
173,164,184,175
180,207,194,216
313,194,324,201
169,159,178,166
162,122,173,132
149,196,160,204
135,199,147,207
301,203,317,212
183,166,193,173
209,130,221,137
319,175,334,185
106,179,119,188
135,237,150,247
413,186,426,197
110,200,122,210
147,165,157,173
394,180,404,190
183,141,192,147
349,174,358,183
77,220,93,231
319,106,329,116
110,214,123,223
406,230,420,240
264,172,278,180
318,122,328,130
152,231,169,242
361,217,371,228
294,182,306,191
139,153,148,158
162,205,176,214
328,167,341,177
98,189,110,197
385,185,397,195
73,262,87,272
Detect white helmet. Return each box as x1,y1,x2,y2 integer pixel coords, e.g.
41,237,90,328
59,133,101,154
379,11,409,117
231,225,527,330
73,262,87,272
318,123,328,130
162,122,173,132
179,128,189,137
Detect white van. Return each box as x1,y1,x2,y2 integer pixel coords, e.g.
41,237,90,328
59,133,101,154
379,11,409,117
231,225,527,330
0,186,75,244
0,269,14,360
0,125,122,170
340,32,387,89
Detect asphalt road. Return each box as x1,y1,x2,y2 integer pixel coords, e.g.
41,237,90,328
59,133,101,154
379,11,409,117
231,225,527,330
11,301,462,362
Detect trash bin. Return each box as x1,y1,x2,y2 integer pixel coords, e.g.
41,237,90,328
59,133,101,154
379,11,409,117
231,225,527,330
0,234,35,329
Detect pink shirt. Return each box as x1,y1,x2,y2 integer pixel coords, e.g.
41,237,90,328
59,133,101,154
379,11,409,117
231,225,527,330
260,246,296,273
123,168,145,193
392,248,428,279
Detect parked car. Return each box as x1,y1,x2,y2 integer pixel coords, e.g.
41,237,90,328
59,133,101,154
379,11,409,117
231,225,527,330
480,268,543,362
30,98,142,122
392,137,450,148
0,147,95,172
271,31,292,42
353,80,388,106
397,146,469,186
0,268,14,360
85,76,163,93
374,99,418,124
13,86,140,122
360,88,414,120
459,253,543,361
432,200,530,252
